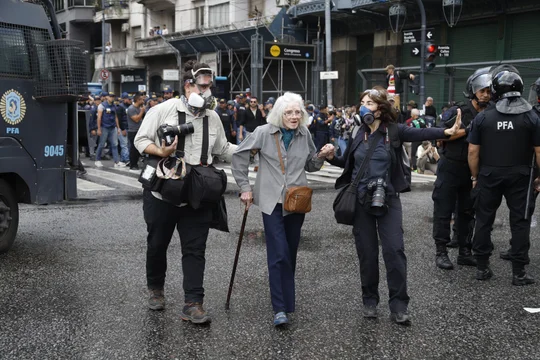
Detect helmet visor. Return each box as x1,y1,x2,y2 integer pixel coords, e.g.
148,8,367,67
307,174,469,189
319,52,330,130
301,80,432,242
471,73,491,94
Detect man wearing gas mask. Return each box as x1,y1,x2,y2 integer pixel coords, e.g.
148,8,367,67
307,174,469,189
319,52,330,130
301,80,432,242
432,68,492,270
134,60,236,324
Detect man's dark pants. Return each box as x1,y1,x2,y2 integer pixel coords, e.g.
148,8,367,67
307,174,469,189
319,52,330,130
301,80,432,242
353,195,409,313
143,190,213,303
432,157,474,249
128,131,141,169
473,166,532,270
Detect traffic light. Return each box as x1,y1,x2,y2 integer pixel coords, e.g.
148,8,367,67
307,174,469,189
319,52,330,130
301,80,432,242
425,43,438,71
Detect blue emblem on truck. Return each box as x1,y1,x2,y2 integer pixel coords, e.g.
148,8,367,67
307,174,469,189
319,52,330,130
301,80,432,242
1,89,27,125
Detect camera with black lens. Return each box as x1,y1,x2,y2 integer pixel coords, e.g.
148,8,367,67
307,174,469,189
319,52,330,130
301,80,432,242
157,123,195,146
367,178,387,208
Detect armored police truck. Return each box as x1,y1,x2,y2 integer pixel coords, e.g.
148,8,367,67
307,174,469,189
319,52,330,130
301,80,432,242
0,0,87,253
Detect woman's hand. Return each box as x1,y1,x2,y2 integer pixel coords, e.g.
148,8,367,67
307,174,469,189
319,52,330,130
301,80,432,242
444,108,462,137
240,191,253,209
319,144,335,159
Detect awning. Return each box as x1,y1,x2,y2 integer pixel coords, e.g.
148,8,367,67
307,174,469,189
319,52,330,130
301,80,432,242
168,8,305,56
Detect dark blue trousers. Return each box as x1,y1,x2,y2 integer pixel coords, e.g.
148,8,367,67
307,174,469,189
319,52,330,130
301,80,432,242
262,204,305,313
352,195,410,313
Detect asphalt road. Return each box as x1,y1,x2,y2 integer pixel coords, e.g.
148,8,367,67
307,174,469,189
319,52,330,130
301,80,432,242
1,188,540,359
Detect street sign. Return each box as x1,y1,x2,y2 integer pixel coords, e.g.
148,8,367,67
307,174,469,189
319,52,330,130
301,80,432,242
411,47,420,56
100,69,110,81
437,45,451,57
264,43,315,62
403,29,435,44
163,69,179,81
320,71,339,80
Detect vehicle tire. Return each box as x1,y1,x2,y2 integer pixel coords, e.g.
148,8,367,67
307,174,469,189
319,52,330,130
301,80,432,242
0,179,18,254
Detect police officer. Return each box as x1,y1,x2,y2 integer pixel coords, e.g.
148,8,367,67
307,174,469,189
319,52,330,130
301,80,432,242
116,92,132,165
314,105,331,150
134,60,236,323
163,86,174,101
432,68,492,270
215,98,235,143
467,70,540,284
499,76,540,260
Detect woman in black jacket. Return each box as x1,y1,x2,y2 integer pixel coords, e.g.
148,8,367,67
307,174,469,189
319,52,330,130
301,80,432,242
326,88,461,326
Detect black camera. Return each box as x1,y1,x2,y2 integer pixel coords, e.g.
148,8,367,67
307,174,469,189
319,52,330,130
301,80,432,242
157,123,195,146
367,178,387,208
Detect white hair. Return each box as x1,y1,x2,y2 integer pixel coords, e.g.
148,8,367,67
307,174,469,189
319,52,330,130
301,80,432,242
411,108,420,117
266,92,309,128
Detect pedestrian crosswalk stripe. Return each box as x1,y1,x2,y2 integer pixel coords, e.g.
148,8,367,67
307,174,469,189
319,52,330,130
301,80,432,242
85,168,143,190
77,178,115,191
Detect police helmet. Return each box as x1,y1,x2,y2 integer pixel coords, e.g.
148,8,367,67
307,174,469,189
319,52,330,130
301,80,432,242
535,77,540,97
491,70,524,101
463,67,491,99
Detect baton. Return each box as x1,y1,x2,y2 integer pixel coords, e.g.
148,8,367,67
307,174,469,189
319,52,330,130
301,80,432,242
525,154,536,221
225,205,249,310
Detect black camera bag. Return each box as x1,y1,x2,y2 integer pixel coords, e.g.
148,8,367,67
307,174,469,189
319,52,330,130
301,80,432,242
187,116,227,209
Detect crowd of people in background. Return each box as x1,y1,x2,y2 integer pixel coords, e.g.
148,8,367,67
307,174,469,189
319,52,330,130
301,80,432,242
77,82,451,178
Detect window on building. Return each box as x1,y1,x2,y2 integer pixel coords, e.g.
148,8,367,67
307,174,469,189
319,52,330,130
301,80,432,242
195,6,205,30
54,0,65,12
132,26,141,40
209,3,229,28
68,0,93,6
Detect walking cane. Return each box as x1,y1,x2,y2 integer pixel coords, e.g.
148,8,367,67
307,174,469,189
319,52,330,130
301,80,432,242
225,204,249,310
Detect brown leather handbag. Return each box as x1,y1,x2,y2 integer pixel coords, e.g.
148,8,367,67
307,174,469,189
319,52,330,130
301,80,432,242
274,133,313,213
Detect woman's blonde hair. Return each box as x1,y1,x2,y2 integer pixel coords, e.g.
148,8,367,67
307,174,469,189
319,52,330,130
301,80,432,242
266,92,309,128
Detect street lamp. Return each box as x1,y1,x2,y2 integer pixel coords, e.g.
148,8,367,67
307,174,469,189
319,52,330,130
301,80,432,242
389,3,407,34
442,0,462,27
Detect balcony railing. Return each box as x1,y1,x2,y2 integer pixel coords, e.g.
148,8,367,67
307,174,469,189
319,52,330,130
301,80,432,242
93,6,129,22
95,49,144,69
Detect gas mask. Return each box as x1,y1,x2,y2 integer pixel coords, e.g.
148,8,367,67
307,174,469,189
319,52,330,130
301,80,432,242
185,68,215,116
359,105,376,125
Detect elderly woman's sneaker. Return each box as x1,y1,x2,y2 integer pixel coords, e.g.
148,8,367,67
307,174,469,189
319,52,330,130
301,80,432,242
273,312,289,327
390,312,411,326
363,305,378,318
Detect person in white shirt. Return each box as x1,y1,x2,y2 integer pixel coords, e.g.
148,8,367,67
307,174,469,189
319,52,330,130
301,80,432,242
161,25,169,35
416,140,440,174
134,60,235,324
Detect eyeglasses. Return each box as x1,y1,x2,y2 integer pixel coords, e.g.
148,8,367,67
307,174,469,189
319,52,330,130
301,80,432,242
365,89,381,96
284,110,302,117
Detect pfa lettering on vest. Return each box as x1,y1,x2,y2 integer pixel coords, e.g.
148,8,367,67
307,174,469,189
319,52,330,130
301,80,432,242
497,121,514,130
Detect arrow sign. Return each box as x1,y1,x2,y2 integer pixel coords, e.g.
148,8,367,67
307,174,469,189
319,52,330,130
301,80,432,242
427,31,433,39
411,47,420,56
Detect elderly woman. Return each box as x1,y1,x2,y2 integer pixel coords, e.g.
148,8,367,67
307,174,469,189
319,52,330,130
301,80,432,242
232,92,334,327
325,88,461,326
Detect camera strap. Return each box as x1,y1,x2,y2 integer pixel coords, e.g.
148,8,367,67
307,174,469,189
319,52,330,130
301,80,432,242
176,111,187,158
351,130,382,188
200,115,210,165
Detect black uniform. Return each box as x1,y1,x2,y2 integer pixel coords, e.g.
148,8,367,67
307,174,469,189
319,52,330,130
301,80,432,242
467,106,540,271
432,102,478,259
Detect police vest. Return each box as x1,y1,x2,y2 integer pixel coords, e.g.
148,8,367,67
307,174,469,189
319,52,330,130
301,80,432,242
479,108,534,167
442,101,477,163
315,115,328,132
216,108,231,132
101,102,116,128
